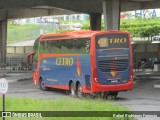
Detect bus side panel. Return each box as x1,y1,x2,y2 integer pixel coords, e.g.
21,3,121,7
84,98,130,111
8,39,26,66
39,54,91,91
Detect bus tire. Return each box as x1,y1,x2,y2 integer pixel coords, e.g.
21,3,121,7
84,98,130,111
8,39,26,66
103,92,118,100
39,78,48,91
76,83,83,98
113,92,118,97
108,92,118,99
70,82,75,97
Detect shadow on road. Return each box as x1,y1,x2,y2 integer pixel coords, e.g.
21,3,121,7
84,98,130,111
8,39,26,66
47,88,69,95
115,97,129,101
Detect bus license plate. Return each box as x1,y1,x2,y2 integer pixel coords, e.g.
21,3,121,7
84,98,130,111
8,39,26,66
111,80,118,83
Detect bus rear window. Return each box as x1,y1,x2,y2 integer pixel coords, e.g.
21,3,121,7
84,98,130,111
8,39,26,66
96,33,129,49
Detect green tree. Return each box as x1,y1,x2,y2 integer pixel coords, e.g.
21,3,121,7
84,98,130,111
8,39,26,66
140,26,160,41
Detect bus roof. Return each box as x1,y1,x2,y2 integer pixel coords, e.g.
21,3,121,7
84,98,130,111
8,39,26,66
39,30,128,41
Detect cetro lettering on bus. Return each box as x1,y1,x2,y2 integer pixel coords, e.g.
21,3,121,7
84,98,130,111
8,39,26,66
56,57,74,66
109,38,127,44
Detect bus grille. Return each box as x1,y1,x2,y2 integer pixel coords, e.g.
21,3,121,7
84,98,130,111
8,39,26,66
98,59,129,72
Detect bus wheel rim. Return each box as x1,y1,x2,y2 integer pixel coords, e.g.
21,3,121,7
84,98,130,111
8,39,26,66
77,85,83,96
41,80,45,89
70,83,75,96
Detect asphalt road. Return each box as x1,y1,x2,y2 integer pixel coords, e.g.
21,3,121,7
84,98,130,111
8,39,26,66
117,76,160,111
6,75,160,120
7,80,70,99
116,76,160,120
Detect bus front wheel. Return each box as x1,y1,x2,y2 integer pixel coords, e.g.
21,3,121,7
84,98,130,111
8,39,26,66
39,78,48,91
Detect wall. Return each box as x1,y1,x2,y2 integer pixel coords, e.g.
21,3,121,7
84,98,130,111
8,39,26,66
132,43,160,63
7,46,33,57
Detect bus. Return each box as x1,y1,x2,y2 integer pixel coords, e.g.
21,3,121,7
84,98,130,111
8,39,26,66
33,30,133,98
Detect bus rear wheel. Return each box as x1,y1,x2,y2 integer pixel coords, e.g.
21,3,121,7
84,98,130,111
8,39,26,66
39,78,48,91
70,82,75,96
76,84,83,98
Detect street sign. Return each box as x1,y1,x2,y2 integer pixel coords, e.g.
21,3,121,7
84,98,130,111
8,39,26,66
0,78,8,94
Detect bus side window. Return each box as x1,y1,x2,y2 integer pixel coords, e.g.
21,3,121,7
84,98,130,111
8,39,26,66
39,41,45,54
45,38,91,54
33,38,40,62
47,40,63,54
85,40,90,53
73,38,90,54
56,41,62,49
73,39,79,50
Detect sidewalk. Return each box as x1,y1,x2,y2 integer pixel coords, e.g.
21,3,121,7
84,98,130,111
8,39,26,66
134,71,160,77
134,71,160,88
0,69,32,83
0,69,10,78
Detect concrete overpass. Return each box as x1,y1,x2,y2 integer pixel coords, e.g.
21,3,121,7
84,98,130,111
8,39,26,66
0,0,160,63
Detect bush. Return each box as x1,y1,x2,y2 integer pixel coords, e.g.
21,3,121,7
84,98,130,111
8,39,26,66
120,18,160,37
82,24,90,30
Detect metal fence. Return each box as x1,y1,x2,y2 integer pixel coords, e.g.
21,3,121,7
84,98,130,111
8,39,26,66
1,46,35,70
7,23,55,43
0,57,32,70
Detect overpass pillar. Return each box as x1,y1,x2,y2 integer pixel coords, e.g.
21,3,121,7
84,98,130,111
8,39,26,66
89,13,102,30
0,20,7,64
102,0,121,30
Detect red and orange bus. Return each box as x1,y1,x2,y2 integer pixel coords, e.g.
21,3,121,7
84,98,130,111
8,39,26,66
33,30,133,98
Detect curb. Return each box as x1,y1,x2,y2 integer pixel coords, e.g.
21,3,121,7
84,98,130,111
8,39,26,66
5,77,32,83
17,77,32,82
135,74,160,78
154,84,160,89
0,74,6,78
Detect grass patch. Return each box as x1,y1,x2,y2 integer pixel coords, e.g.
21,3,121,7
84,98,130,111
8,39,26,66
7,24,54,43
0,97,134,120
